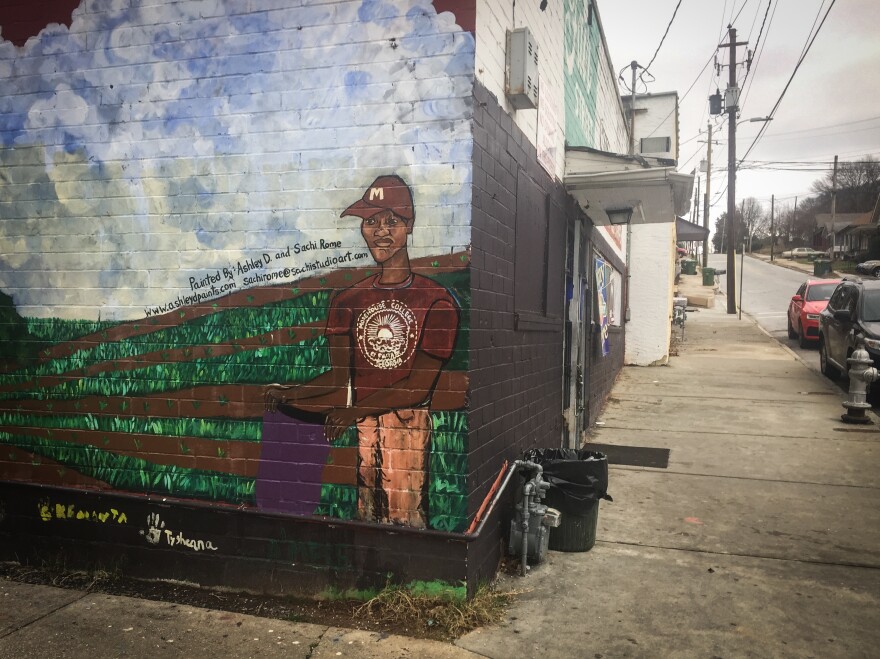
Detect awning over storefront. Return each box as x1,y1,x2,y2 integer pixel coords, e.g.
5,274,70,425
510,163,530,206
676,216,709,242
564,147,694,226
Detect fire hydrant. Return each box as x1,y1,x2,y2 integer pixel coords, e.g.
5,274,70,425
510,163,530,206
841,341,880,424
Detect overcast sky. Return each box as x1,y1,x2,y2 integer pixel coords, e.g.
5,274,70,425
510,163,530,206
599,0,880,225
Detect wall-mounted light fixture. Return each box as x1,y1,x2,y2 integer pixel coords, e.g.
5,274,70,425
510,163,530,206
606,206,634,225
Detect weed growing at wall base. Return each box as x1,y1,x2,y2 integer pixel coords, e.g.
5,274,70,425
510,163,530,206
356,579,514,639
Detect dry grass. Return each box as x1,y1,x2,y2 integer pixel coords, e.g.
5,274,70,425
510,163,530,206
1,560,517,641
355,581,516,638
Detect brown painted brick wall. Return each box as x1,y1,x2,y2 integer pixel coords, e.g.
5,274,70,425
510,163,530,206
466,82,571,581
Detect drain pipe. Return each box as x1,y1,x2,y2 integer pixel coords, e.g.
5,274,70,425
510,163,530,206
519,478,532,576
467,461,515,536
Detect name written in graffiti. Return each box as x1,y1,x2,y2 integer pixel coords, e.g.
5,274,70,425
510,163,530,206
139,513,218,552
38,500,128,524
232,243,369,287
145,240,369,317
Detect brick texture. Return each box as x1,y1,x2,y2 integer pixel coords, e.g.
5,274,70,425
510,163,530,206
468,81,563,581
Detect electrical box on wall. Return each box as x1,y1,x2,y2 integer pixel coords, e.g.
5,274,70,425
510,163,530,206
506,27,539,110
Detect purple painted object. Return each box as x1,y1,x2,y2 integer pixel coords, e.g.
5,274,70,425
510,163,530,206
256,409,330,516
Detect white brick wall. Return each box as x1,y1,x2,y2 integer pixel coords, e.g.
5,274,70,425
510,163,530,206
475,0,566,179
633,92,679,160
626,221,675,365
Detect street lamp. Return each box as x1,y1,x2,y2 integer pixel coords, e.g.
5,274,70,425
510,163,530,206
606,206,634,225
606,205,634,321
738,116,773,126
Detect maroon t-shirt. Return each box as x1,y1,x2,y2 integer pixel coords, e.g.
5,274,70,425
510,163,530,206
325,274,460,402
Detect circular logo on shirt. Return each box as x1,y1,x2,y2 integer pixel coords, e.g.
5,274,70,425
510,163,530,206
356,299,418,369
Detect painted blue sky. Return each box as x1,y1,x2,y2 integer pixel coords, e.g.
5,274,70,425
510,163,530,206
0,0,475,320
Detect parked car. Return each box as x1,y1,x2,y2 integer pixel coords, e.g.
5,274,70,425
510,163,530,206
780,247,823,260
818,277,880,381
855,259,880,277
788,278,841,348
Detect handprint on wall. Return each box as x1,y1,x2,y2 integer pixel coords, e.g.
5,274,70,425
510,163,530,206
140,512,165,545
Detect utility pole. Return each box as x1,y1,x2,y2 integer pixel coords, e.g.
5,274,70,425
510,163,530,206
830,155,838,263
694,176,701,224
770,194,775,262
739,199,745,320
702,122,713,268
628,61,638,155
723,26,747,315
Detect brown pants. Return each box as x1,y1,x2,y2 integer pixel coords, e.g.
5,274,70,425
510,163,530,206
356,409,431,528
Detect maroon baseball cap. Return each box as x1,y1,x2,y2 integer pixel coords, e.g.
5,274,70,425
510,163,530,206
341,175,414,221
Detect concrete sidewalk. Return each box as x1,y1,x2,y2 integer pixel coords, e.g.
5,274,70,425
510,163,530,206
3,292,880,658
456,297,880,658
0,578,479,658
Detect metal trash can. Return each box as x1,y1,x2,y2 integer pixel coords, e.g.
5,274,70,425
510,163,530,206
681,260,697,275
702,267,716,286
813,260,831,276
523,448,612,552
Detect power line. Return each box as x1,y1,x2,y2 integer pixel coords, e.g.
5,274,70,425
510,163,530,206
644,49,717,140
797,0,828,62
738,0,838,164
640,0,684,77
767,115,880,135
682,116,880,150
730,0,750,24
739,0,776,110
760,127,880,144
709,0,840,205
693,1,735,138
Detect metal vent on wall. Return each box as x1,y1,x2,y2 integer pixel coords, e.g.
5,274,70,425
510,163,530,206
640,136,672,154
506,27,539,110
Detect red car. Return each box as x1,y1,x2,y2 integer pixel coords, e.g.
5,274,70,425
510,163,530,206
788,278,841,348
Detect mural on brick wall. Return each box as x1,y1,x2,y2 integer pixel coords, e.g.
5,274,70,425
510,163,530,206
0,0,474,532
261,175,461,528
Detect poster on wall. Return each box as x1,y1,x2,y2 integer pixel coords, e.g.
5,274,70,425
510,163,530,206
595,256,622,357
595,258,611,357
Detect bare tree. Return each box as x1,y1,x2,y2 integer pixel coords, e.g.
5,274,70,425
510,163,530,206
811,156,880,213
776,202,798,246
741,197,766,253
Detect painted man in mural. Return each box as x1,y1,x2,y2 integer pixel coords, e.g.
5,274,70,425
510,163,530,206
265,175,460,528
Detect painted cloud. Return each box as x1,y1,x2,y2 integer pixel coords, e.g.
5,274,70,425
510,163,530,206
0,0,474,320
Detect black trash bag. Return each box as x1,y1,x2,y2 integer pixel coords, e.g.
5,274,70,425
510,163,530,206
523,448,613,517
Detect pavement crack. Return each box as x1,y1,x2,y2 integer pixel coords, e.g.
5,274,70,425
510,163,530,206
593,424,880,441
598,539,880,570
452,642,495,658
607,466,880,490
0,589,89,639
304,627,328,659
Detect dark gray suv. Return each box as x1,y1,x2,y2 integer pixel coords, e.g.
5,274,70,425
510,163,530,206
818,277,880,379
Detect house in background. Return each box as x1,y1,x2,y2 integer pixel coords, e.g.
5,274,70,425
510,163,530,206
0,0,691,593
816,193,880,257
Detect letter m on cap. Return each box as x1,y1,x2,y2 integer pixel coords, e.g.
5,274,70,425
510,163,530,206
369,187,384,201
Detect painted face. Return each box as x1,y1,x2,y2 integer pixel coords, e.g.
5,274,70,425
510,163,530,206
361,210,412,263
